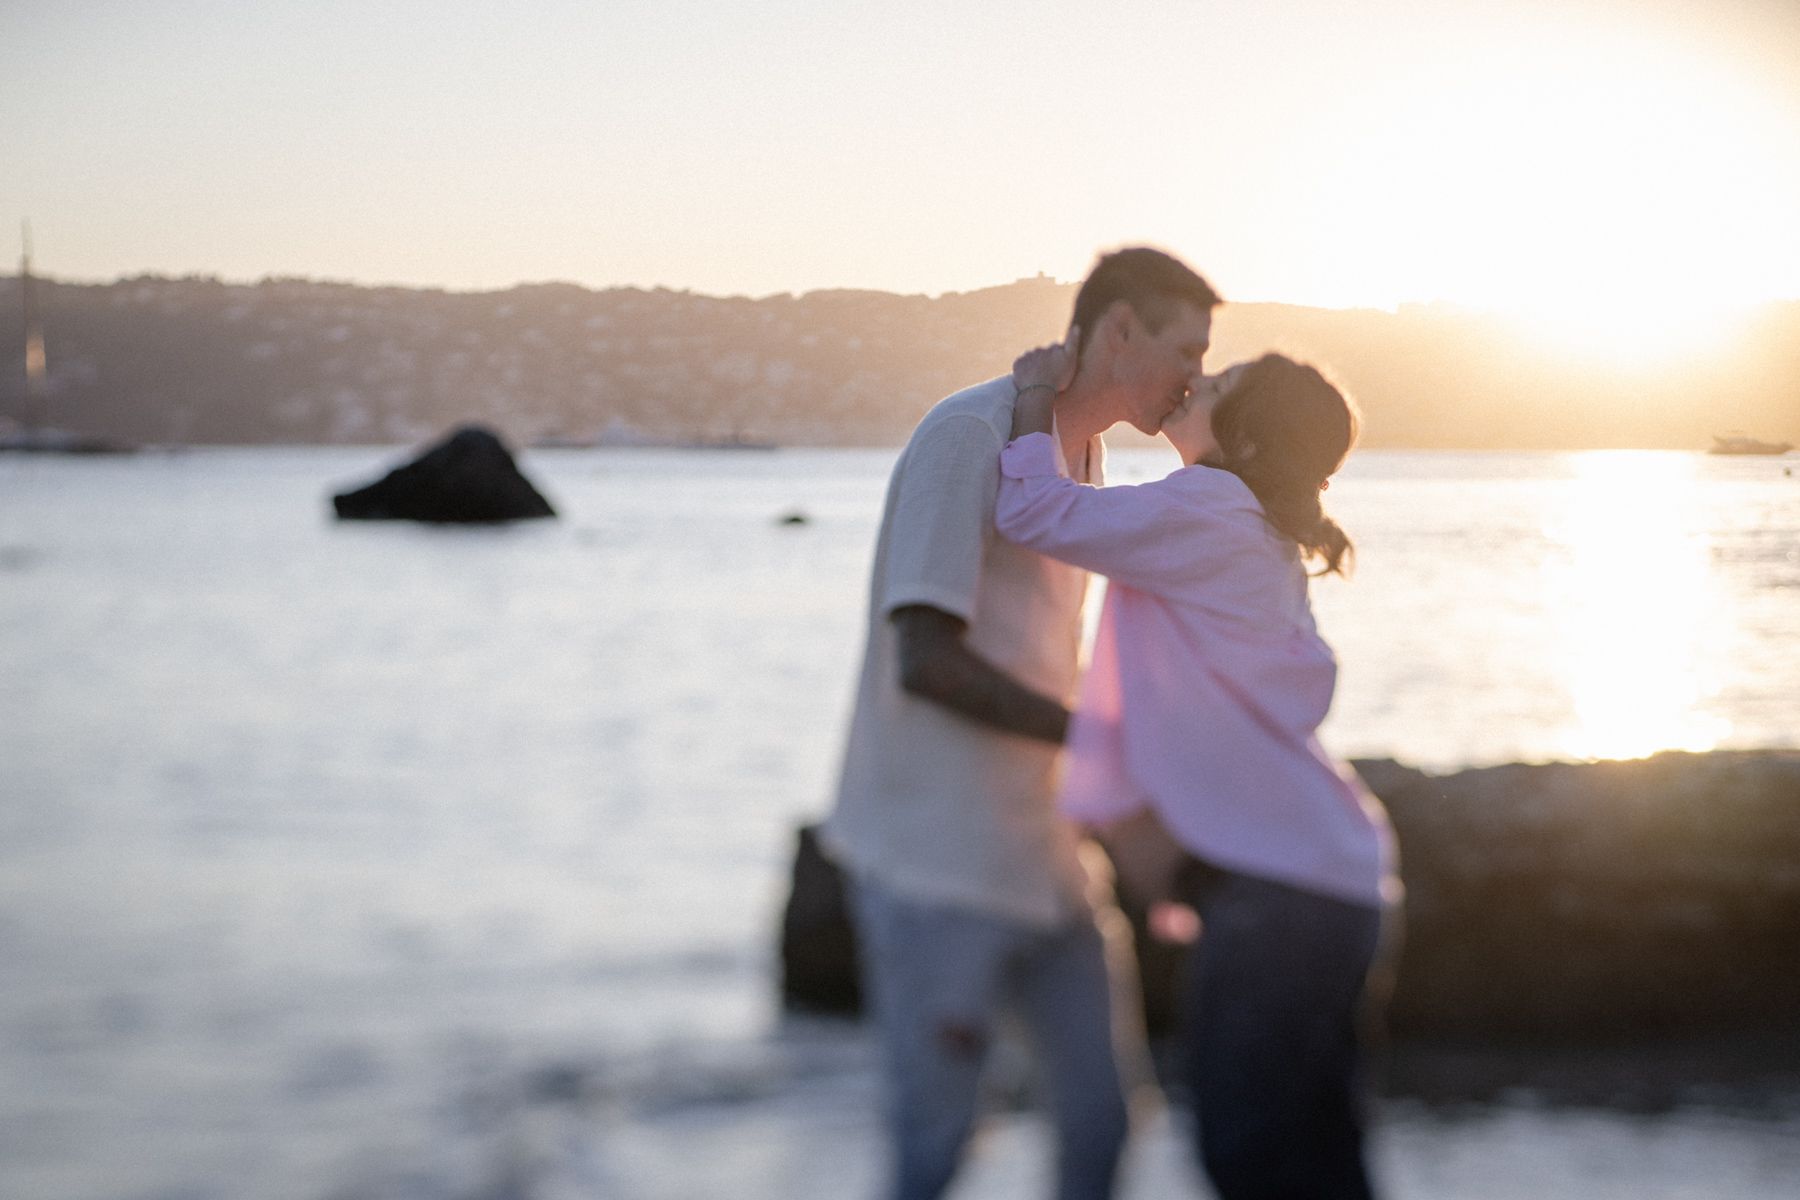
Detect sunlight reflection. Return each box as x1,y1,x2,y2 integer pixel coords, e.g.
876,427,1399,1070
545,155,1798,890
1541,452,1734,760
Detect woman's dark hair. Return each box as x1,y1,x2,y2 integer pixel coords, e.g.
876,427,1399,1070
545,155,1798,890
1209,353,1357,577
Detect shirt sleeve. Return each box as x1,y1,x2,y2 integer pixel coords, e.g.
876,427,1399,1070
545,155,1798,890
995,431,1254,597
878,414,1003,622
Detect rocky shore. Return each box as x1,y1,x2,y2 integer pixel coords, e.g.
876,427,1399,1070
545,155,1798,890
782,750,1800,1095
1364,751,1800,1040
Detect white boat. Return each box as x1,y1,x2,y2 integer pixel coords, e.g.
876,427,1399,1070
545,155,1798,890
1708,432,1793,456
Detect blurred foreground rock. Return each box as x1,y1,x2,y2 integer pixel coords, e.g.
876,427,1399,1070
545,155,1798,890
781,751,1800,1041
332,425,555,523
779,825,862,1015
1366,750,1800,1038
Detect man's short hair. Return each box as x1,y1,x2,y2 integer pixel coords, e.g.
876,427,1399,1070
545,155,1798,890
1071,247,1222,354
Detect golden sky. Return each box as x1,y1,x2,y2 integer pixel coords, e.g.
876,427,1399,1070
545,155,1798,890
4,0,1797,360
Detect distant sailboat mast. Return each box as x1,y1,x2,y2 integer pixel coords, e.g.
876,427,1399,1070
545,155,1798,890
3,227,131,455
20,219,47,432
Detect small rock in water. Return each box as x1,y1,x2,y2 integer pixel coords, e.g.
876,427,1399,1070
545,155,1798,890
777,510,810,526
332,424,556,523
0,545,44,572
528,1064,590,1103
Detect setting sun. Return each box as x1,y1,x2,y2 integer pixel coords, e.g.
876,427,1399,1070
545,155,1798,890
1303,17,1797,364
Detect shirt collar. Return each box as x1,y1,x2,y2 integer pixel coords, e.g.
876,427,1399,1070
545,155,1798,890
1048,415,1105,485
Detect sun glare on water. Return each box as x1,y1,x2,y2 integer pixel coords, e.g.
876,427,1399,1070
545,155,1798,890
1540,452,1734,761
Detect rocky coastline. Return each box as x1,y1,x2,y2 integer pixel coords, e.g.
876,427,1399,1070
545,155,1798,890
781,750,1800,1099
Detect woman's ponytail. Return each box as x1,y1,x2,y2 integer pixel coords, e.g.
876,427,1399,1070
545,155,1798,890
1209,355,1358,577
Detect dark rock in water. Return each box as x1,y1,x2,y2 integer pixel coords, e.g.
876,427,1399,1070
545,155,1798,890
779,824,861,1014
527,1064,591,1103
332,425,555,523
0,545,46,573
779,751,1800,1045
776,510,810,526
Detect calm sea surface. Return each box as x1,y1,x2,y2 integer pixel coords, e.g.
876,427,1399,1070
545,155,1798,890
2,446,1798,1199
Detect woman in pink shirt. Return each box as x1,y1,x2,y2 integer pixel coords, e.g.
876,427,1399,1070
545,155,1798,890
998,339,1399,1200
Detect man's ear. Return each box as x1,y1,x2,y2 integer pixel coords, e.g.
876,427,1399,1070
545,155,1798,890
1087,301,1131,373
1102,299,1134,347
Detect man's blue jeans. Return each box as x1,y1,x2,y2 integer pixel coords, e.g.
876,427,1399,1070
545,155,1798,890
852,879,1130,1200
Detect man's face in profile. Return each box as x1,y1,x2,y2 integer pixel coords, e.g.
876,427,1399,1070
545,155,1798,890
1115,302,1212,435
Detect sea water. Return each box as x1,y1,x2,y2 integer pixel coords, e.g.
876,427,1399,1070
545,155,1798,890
2,446,1798,1199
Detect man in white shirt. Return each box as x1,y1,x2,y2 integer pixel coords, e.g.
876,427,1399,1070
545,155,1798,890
823,247,1220,1200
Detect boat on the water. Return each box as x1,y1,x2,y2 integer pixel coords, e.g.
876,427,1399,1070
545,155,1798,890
1708,432,1793,456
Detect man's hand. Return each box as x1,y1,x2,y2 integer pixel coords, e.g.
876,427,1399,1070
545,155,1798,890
892,605,1070,744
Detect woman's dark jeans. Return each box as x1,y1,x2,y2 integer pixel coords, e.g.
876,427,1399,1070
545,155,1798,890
1176,869,1387,1200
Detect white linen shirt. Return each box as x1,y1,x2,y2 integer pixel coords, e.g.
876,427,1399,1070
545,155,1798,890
822,377,1103,928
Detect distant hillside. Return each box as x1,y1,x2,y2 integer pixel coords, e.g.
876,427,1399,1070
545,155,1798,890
1,273,1796,449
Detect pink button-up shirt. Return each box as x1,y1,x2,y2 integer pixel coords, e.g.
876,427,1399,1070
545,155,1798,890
996,432,1397,908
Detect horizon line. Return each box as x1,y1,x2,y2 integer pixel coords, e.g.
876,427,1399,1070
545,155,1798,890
6,268,1799,316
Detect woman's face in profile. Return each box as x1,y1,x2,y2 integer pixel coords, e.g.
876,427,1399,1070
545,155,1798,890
1163,361,1252,464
